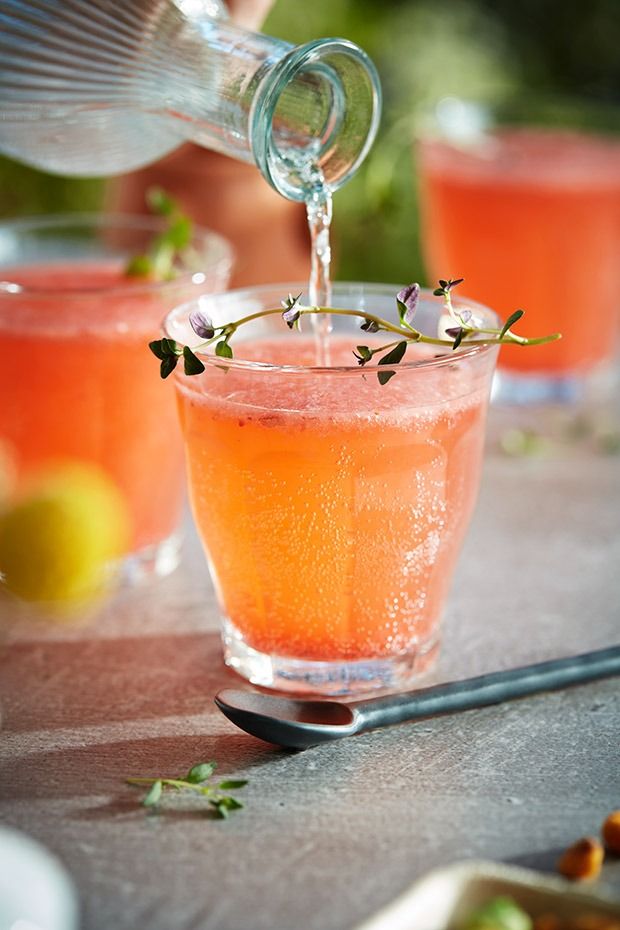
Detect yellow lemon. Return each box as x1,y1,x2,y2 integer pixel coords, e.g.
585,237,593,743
0,462,130,609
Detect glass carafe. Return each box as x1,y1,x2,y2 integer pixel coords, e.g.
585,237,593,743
0,0,381,200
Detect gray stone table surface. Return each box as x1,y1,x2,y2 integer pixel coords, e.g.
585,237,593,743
1,402,619,930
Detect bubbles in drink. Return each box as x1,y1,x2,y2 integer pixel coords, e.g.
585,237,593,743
177,335,489,661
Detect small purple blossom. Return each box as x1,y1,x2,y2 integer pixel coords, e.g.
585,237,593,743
458,309,473,325
281,292,302,329
396,283,420,327
189,309,215,340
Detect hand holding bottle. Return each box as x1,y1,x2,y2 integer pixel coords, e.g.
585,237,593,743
226,0,275,29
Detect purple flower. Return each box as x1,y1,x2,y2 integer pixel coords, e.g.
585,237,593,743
281,292,302,329
459,309,473,325
189,309,215,340
396,283,420,327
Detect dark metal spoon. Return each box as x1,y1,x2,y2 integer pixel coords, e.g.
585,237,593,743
215,645,620,750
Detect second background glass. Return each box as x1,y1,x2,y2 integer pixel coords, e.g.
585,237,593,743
0,214,233,583
417,97,620,404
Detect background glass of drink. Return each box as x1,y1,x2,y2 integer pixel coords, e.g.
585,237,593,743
417,98,620,404
165,283,499,696
0,215,232,581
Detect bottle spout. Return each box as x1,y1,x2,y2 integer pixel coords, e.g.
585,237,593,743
250,38,382,201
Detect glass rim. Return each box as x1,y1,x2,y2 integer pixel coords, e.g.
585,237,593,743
250,37,382,202
0,212,234,298
163,281,499,376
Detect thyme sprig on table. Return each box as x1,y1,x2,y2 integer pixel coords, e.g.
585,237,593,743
126,760,247,819
149,278,561,385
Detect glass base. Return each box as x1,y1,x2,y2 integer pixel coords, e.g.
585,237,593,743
118,532,182,586
491,363,616,406
222,618,440,697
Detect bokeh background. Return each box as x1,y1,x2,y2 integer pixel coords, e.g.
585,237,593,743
0,0,618,284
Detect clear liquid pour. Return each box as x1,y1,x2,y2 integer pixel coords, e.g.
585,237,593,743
278,150,333,365
306,183,333,366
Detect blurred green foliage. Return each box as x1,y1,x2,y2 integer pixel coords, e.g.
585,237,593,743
0,161,104,217
0,0,618,284
265,0,517,282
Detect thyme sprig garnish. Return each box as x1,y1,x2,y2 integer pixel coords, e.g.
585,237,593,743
126,760,247,819
150,278,561,384
125,187,193,281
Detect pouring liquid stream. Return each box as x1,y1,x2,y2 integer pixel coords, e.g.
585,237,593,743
305,173,334,367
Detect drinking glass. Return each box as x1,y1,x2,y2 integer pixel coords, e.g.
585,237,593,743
417,97,620,404
165,282,499,695
0,214,232,581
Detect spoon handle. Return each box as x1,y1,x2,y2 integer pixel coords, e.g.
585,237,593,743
355,645,620,733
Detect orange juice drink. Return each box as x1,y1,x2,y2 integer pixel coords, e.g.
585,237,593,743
419,128,620,397
166,283,499,695
0,215,231,578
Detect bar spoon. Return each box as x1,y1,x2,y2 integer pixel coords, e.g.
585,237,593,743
215,645,620,750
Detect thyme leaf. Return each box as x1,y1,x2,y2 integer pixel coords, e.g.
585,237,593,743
126,760,247,819
125,187,194,281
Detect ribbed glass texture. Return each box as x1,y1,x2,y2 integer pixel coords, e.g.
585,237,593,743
0,0,381,200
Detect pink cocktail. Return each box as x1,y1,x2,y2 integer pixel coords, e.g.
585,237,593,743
0,215,232,578
165,283,499,695
419,122,620,401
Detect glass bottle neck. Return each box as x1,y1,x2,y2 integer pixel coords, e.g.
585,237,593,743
177,19,381,201
0,1,381,197
251,38,382,201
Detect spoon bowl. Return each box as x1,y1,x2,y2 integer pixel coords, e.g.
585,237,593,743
215,689,361,750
